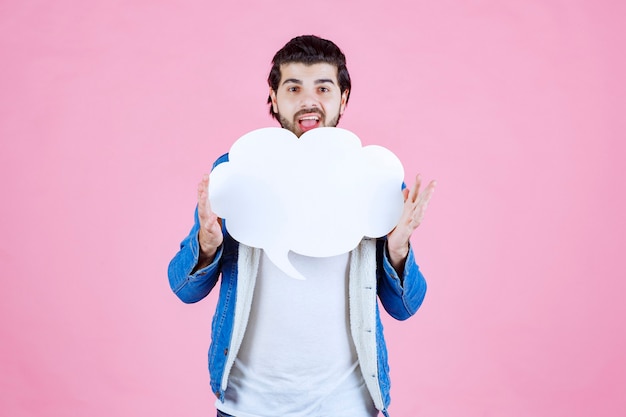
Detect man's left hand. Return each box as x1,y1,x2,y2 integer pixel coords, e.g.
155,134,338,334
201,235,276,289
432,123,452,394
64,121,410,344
387,174,436,273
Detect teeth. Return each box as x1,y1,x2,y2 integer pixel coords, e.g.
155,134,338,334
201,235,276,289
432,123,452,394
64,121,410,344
300,116,319,121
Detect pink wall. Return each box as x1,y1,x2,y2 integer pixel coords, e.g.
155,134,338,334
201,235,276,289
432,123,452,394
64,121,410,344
1,1,624,416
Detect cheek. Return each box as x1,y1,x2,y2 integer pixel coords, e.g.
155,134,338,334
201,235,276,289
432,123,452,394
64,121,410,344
274,95,292,113
330,98,343,114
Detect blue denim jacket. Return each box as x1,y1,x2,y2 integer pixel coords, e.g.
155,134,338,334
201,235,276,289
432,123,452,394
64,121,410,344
168,155,427,416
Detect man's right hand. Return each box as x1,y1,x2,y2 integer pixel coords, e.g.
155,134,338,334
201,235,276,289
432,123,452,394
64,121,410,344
196,173,223,269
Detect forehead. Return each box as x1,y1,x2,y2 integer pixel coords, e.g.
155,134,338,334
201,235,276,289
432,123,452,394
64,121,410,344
279,62,339,84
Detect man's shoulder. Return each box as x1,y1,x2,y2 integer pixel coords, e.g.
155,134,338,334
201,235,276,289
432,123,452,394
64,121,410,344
212,153,229,170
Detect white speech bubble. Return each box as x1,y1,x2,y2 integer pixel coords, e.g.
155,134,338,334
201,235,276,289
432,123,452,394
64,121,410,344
209,127,404,279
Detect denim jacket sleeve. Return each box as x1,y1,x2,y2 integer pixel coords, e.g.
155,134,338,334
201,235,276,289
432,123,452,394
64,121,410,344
376,238,427,320
167,206,224,304
168,154,231,303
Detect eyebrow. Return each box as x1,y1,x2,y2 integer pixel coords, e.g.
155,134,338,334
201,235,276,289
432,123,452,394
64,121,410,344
281,78,336,86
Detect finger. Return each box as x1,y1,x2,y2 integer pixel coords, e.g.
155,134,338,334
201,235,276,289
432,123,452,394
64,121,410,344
417,180,436,207
412,180,436,224
197,174,210,220
409,174,422,204
203,174,213,213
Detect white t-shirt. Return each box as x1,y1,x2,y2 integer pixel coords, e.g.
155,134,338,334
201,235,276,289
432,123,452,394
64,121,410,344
217,251,377,417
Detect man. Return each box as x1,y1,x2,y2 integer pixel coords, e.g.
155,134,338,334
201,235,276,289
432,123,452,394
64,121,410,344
168,35,436,417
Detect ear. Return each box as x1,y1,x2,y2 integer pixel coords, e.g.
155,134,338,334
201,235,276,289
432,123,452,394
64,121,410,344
269,88,278,114
339,90,349,115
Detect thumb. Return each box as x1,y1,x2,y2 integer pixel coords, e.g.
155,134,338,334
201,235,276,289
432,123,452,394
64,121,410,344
402,188,409,202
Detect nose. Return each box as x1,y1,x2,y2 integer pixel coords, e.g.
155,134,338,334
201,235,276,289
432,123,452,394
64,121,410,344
300,89,319,109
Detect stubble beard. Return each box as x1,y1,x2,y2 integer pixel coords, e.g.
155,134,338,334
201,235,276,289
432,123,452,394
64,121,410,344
277,109,341,137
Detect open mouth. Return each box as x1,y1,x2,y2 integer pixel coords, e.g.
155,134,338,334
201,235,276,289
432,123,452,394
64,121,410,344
298,114,322,132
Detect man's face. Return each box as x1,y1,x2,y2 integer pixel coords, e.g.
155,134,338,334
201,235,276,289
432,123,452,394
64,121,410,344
270,62,348,137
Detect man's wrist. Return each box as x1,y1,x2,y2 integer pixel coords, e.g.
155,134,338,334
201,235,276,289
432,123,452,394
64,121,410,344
198,245,217,266
387,240,409,275
387,237,409,259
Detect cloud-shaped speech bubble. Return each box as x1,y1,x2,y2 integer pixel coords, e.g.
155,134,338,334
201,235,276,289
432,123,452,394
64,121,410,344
208,127,404,279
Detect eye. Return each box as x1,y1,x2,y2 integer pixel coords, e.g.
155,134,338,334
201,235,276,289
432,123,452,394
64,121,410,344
287,86,299,93
319,86,330,93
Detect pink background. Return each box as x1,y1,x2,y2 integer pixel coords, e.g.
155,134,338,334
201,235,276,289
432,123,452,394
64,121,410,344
1,1,624,416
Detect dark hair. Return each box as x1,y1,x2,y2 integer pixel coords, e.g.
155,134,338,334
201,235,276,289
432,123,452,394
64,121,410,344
267,35,351,119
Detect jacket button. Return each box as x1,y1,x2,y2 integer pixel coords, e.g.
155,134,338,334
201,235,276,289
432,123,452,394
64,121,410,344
215,391,221,399
224,348,229,356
